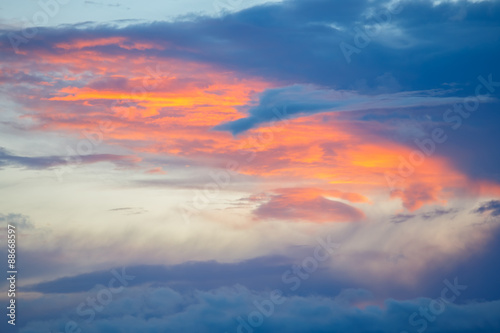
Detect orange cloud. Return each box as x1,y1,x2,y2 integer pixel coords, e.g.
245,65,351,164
5,35,499,215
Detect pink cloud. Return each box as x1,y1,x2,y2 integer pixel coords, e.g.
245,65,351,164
254,188,366,223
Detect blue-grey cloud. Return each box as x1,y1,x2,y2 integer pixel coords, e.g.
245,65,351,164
9,284,500,333
2,0,499,93
0,147,137,170
390,207,459,224
390,214,414,224
0,213,34,229
214,85,468,134
25,256,340,296
474,200,500,217
420,208,459,220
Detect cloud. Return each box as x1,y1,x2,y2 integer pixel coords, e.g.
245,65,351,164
0,213,34,229
0,147,138,170
390,183,444,211
11,210,500,312
26,256,332,295
473,200,500,217
1,0,499,93
390,214,415,224
84,0,128,9
0,147,67,169
363,103,500,185
215,85,470,134
0,2,499,332
0,0,499,189
145,167,166,174
253,188,366,222
421,207,458,220
108,207,148,215
391,208,457,223
12,284,500,333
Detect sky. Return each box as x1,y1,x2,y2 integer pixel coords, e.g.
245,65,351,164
0,0,500,332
